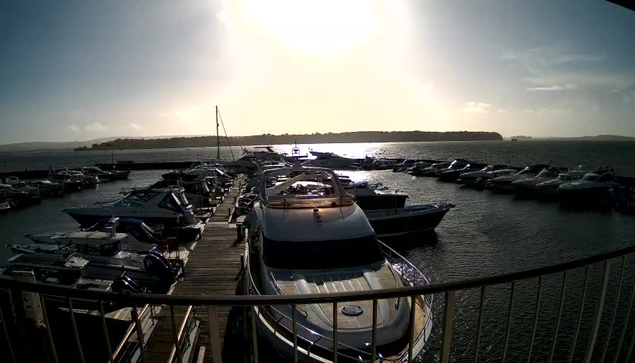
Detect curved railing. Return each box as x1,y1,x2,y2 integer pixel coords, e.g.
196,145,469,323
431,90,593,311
2,243,635,362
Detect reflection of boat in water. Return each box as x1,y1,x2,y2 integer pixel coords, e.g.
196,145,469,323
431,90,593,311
245,167,433,362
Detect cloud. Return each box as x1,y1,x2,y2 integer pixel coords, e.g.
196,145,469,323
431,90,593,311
129,123,142,131
527,84,577,92
522,108,573,116
67,125,80,132
501,46,605,67
85,122,107,131
496,109,508,114
459,102,492,113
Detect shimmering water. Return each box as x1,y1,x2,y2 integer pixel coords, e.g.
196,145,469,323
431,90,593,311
1,140,634,362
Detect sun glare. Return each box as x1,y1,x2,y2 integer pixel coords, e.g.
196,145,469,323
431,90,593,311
238,0,378,54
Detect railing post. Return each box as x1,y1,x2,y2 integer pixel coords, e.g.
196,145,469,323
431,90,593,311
98,300,114,363
548,271,568,363
38,294,58,363
408,296,416,363
584,260,611,363
67,297,85,363
502,281,517,363
131,304,147,363
569,266,590,363
250,306,259,363
441,291,455,363
527,276,544,363
473,286,486,363
0,304,16,363
601,256,626,363
207,306,223,363
371,299,378,361
613,284,635,363
170,306,183,363
332,302,338,363
292,304,298,363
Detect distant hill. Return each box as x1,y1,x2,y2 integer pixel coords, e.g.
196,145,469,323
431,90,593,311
543,135,635,141
83,131,504,150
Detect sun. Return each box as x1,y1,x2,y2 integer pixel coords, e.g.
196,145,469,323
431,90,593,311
235,0,379,54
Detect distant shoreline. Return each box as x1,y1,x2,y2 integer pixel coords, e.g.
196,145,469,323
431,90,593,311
76,131,503,151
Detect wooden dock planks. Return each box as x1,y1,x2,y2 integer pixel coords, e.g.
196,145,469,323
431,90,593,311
145,183,245,363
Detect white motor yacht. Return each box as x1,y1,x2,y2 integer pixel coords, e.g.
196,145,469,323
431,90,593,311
245,167,433,362
487,164,549,193
559,170,621,207
49,171,84,192
511,167,566,196
458,164,512,184
535,173,580,199
302,151,357,169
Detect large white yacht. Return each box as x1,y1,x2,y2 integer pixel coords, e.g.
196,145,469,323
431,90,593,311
559,169,621,206
245,167,433,362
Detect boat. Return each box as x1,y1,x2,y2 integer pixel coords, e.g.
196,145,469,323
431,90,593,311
67,169,100,188
0,201,10,213
151,177,214,211
487,164,550,193
80,166,114,181
49,171,84,192
302,151,358,169
364,204,454,237
110,169,131,180
511,167,567,197
392,159,419,172
63,187,204,241
345,182,408,210
457,164,514,184
3,177,42,203
535,173,581,200
408,161,451,177
559,169,622,207
244,166,433,362
433,159,474,179
27,180,64,197
438,162,487,182
1,253,142,312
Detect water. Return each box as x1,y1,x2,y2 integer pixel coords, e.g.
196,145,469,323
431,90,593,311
1,140,634,362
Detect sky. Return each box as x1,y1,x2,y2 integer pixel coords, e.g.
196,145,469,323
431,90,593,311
0,0,634,144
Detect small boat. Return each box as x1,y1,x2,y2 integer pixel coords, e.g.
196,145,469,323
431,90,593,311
151,177,214,211
559,170,621,207
409,161,451,177
0,201,10,213
49,171,84,192
245,166,433,363
302,151,358,169
438,163,487,182
1,253,142,312
345,182,408,210
67,170,100,188
487,164,550,193
80,166,114,181
535,173,581,200
3,177,42,204
511,167,567,197
434,159,474,178
110,169,131,180
458,164,513,184
364,204,454,237
27,180,64,197
392,159,419,172
63,187,204,241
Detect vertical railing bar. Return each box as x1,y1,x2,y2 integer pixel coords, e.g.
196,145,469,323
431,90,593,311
584,260,611,363
502,281,517,363
250,306,259,363
38,294,58,363
0,303,17,363
548,271,568,363
600,256,626,363
332,302,338,363
372,299,378,361
170,305,183,363
292,304,298,363
527,276,544,363
614,284,635,363
67,297,86,363
441,290,455,363
568,265,591,363
131,304,147,363
408,295,416,363
626,319,635,363
473,286,486,363
207,305,223,363
98,300,114,363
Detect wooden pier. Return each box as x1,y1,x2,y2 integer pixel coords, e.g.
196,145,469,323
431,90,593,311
144,182,245,363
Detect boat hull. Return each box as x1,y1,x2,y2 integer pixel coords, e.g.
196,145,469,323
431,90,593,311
366,205,450,237
355,194,408,210
559,187,618,208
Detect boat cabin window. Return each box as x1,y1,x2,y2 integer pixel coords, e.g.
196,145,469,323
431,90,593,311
124,191,159,203
262,235,384,269
159,194,181,212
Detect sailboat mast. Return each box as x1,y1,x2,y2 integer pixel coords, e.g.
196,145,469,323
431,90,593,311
216,105,220,160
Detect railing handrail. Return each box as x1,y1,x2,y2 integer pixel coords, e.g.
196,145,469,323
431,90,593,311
2,243,634,305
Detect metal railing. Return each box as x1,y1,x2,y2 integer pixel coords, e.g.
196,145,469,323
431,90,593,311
2,244,635,363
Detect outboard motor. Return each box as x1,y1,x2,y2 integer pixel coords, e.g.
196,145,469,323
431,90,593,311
144,249,176,283
112,275,141,294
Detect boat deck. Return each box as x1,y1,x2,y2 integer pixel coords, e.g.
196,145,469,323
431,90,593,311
144,181,246,363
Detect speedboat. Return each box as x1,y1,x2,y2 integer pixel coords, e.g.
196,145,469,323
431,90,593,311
511,167,567,197
409,161,451,177
49,171,84,192
152,177,214,211
66,169,100,188
302,151,358,169
345,182,408,210
27,180,64,197
559,170,621,207
81,166,114,181
245,167,433,362
458,164,513,184
535,173,580,200
438,163,486,182
63,187,204,240
487,164,549,193
364,204,453,237
392,159,419,172
1,253,141,311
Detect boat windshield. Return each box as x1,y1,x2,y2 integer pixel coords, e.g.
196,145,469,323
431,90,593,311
537,170,559,179
262,235,384,269
582,174,599,181
517,167,534,175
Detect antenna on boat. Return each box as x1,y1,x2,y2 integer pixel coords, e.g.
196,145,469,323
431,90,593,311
215,105,221,160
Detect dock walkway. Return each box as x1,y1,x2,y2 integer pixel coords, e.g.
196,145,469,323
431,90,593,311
145,182,245,363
